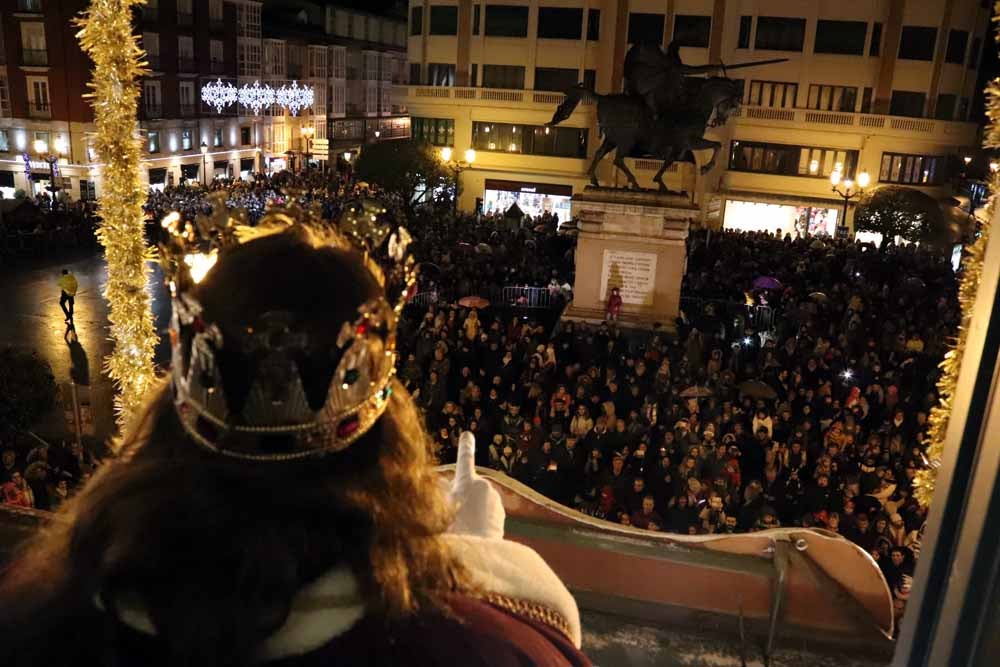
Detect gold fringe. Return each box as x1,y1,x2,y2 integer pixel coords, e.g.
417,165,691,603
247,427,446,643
913,3,999,507
75,1,159,428
481,592,573,642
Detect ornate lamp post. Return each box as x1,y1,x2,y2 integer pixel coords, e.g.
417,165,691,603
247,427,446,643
200,141,209,186
830,168,870,234
301,125,315,172
34,137,66,196
439,146,476,216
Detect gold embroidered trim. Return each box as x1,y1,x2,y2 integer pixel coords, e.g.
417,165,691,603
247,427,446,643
481,592,572,641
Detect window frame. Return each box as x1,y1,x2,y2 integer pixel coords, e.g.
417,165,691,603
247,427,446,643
672,14,711,49
813,20,867,56
484,5,529,38
537,7,583,40
878,152,944,185
754,16,806,52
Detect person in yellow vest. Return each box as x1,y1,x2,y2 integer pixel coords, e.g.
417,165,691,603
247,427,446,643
57,269,77,324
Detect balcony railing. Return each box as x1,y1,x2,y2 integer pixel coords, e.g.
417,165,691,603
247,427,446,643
147,54,161,70
287,64,303,79
17,0,43,11
405,85,594,110
21,49,48,67
177,11,193,26
179,103,197,117
210,60,226,74
28,101,51,118
143,104,162,119
731,104,977,142
178,57,197,73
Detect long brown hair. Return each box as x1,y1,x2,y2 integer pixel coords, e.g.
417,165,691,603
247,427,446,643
0,231,465,666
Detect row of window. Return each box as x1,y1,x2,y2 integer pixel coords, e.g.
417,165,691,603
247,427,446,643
743,79,968,120
417,63,596,90
412,5,601,40
728,140,945,185
410,7,981,68
412,117,587,158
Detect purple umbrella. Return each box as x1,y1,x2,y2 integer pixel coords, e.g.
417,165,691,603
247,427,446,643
753,276,783,290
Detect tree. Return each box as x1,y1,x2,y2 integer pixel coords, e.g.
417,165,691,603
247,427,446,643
854,185,946,248
0,347,57,436
354,140,452,221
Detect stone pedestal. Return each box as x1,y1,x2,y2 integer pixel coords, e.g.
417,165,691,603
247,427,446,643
563,188,694,331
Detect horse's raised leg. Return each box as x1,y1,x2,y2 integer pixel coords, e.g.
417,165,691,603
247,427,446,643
690,138,722,175
587,138,615,187
654,149,676,192
613,152,641,189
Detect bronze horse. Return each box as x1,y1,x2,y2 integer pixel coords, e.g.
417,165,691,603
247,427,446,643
547,77,743,192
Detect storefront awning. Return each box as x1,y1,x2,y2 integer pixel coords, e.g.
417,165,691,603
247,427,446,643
485,178,573,197
720,188,843,209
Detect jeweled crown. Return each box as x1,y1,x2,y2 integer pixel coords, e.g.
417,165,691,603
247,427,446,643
158,192,415,461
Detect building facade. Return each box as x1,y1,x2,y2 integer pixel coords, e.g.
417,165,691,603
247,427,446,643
0,0,407,200
404,0,987,233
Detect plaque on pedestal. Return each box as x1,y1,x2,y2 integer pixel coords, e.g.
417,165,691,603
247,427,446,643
563,187,694,331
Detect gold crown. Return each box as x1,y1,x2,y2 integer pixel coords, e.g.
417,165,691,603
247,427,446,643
158,192,416,461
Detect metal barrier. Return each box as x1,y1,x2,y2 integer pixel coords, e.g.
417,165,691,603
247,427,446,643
409,290,442,308
680,297,779,334
501,286,554,309
408,286,562,310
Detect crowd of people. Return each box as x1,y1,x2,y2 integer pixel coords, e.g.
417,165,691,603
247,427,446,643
0,194,98,257
3,168,961,629
399,228,958,625
1,438,98,512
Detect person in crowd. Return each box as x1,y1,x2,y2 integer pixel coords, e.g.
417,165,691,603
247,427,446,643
57,269,78,324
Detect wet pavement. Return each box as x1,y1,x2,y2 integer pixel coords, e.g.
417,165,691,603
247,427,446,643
0,248,171,441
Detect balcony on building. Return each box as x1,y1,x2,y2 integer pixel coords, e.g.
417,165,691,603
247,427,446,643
16,0,43,12
177,11,193,27
28,101,51,119
179,103,197,117
288,63,303,80
147,54,162,71
178,57,198,74
210,59,226,75
142,104,163,120
21,49,48,67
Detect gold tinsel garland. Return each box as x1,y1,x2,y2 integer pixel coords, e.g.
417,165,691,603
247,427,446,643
76,0,158,427
913,4,999,507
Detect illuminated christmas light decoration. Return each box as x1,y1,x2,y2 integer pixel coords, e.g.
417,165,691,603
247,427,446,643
202,79,315,115
76,0,158,427
237,80,275,115
201,78,238,114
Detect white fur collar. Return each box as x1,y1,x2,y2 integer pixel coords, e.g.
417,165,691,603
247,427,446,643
98,533,581,659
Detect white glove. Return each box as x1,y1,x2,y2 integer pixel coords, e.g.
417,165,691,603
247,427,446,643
448,431,505,539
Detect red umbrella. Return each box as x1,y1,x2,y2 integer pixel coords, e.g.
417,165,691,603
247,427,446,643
458,296,491,309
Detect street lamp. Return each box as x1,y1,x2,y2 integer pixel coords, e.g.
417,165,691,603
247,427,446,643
990,161,999,174
34,138,65,196
301,125,315,172
830,168,869,234
440,146,475,216
200,141,209,186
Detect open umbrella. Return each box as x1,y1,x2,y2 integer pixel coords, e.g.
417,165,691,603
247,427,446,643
753,276,782,290
738,380,777,400
458,296,491,309
475,243,493,254
808,291,829,303
680,385,714,398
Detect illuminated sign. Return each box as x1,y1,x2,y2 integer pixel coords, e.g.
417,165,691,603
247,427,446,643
201,79,315,116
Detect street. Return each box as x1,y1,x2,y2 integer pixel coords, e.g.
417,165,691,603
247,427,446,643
0,248,171,441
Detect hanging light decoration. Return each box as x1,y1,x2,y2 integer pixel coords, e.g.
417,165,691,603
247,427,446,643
203,79,314,115
237,79,276,115
201,78,238,114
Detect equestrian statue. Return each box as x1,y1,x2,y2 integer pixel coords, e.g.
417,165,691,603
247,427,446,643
547,42,787,192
